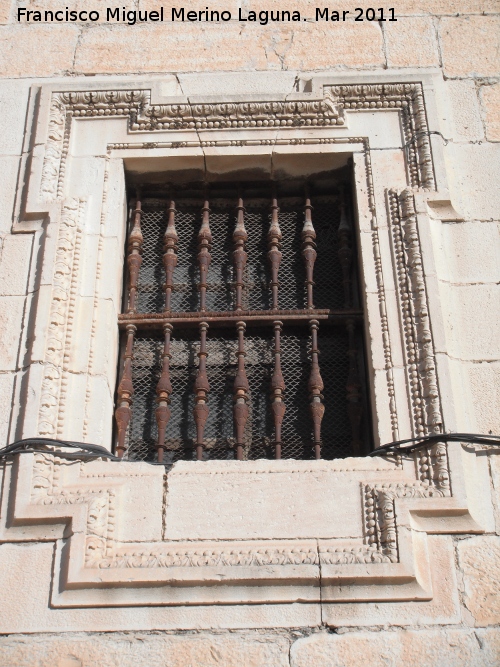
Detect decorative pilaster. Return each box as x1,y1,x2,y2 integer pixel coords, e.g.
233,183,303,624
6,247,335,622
270,321,286,459
198,193,212,312
302,186,317,309
268,188,282,310
115,324,136,458
233,321,250,460
155,324,173,463
308,320,324,459
163,199,178,312
193,322,210,460
127,194,143,314
233,192,248,311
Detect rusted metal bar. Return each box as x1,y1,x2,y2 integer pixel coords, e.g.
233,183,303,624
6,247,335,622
346,318,363,456
338,195,352,309
233,190,248,311
268,186,282,310
114,323,136,458
126,192,143,314
155,323,173,463
270,320,286,459
233,321,249,460
163,198,178,312
309,319,325,459
118,308,363,329
198,191,212,312
302,185,317,309
193,321,210,460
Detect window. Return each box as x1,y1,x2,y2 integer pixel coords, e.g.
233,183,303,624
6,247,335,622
114,175,371,464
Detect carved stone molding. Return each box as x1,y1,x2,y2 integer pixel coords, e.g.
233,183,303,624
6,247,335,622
0,448,486,607
38,198,85,438
39,83,434,201
387,188,450,492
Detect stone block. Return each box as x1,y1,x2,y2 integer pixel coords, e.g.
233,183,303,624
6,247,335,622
481,83,500,142
164,460,367,541
441,221,500,285
489,453,500,535
0,25,79,77
0,295,25,371
0,372,15,445
178,71,297,97
0,541,322,631
440,16,500,78
290,627,500,667
322,536,461,626
393,0,499,13
457,535,500,626
0,0,10,25
0,234,33,296
453,284,500,361
445,80,484,142
74,24,270,74
445,143,500,221
0,630,290,667
281,21,384,70
82,374,114,448
385,17,439,68
0,156,19,233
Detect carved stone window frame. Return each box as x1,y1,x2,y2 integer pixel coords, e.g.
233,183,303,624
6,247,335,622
1,72,488,613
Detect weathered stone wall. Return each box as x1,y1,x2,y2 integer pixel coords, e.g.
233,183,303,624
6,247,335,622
0,1,499,664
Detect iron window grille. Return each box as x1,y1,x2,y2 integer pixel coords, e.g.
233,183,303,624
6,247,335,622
114,178,371,463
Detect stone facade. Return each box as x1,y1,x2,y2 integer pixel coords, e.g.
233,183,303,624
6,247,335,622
0,2,499,665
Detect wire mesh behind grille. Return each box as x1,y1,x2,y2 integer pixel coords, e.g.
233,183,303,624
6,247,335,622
126,327,352,463
134,199,346,313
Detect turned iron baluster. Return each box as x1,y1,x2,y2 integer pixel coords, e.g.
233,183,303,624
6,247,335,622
233,192,248,311
338,195,353,309
302,186,317,309
346,319,363,455
198,193,212,312
163,199,178,312
127,193,144,314
233,321,250,460
268,187,282,310
115,324,136,458
309,320,325,460
193,322,210,460
270,320,286,459
155,323,173,463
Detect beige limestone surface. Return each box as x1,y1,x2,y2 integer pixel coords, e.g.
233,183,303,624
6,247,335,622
0,0,499,662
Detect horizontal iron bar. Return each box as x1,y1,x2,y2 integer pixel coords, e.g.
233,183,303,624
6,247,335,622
118,309,364,329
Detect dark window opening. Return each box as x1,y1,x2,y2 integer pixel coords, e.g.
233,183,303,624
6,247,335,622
114,176,372,463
